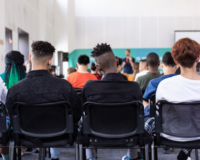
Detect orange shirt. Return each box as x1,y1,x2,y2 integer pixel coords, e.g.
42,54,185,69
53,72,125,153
67,72,98,88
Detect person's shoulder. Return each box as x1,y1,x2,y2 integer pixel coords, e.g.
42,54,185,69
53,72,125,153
158,75,179,88
88,73,98,80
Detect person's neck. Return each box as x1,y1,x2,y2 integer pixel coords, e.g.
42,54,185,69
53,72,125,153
104,68,118,75
78,66,88,73
91,71,97,74
32,65,48,71
141,68,148,72
148,67,158,73
163,69,175,75
180,66,200,80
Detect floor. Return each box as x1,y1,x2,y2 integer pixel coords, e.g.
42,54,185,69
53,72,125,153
0,148,199,160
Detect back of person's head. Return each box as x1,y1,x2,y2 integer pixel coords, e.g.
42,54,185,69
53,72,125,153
78,55,90,66
67,67,76,75
4,50,26,89
162,52,176,67
133,62,139,76
171,38,200,68
116,56,123,73
31,41,55,68
139,59,148,72
146,52,160,68
90,62,97,71
125,49,131,56
91,43,116,74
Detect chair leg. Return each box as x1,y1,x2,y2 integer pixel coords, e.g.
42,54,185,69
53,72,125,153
14,148,16,160
195,149,199,160
38,148,42,160
79,144,83,160
42,148,45,160
48,148,51,158
151,142,155,160
18,148,21,160
75,143,79,160
9,141,15,160
145,144,149,160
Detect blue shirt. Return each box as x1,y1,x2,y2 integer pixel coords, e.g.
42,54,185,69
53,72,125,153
123,57,135,74
143,74,177,101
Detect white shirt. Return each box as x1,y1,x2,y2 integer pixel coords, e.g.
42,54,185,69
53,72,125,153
156,75,200,103
0,77,7,104
156,75,200,141
134,70,149,81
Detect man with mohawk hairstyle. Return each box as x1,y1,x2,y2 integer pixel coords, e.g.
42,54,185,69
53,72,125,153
82,43,143,160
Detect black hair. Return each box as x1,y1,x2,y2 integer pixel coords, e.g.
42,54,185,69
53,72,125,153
5,51,26,88
175,67,181,74
90,62,97,71
117,57,123,66
146,52,159,67
91,43,112,57
78,55,90,65
140,59,146,62
162,52,176,67
31,41,55,57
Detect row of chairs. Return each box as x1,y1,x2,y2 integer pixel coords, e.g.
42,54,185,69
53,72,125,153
0,98,200,160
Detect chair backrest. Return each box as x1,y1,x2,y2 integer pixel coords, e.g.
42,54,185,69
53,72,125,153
0,101,7,145
74,88,82,98
150,94,156,117
83,101,144,139
155,100,200,141
12,101,73,138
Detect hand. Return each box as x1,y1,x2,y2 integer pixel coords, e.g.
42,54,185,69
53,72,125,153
128,56,132,61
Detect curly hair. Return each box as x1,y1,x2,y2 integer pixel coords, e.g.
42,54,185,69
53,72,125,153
171,38,200,68
31,41,55,57
91,43,112,57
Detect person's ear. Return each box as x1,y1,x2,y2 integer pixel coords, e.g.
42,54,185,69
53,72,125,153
48,58,52,66
87,64,89,68
29,54,32,62
160,62,164,69
174,59,179,65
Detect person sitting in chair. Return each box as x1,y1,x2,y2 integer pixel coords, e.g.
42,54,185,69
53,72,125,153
5,41,82,160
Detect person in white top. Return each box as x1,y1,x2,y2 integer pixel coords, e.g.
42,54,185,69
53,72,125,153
134,59,148,81
155,38,200,160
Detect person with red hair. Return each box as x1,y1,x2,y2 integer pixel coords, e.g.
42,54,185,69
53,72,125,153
155,38,200,160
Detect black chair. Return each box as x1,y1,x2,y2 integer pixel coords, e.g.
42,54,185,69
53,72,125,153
149,94,156,117
11,101,78,160
152,100,200,160
0,101,7,146
74,88,82,98
78,101,150,160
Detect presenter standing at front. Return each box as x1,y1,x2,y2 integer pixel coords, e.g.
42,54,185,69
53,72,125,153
122,49,135,74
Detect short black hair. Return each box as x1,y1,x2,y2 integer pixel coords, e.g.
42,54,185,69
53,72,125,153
162,52,176,67
117,57,123,66
78,55,90,65
140,59,146,63
147,52,159,67
91,43,112,57
31,41,55,58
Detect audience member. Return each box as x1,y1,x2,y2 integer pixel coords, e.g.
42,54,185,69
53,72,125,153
67,55,97,88
5,41,82,160
49,67,55,76
116,56,128,80
134,59,148,81
136,53,162,94
90,62,102,80
122,49,135,74
0,51,26,160
82,43,142,160
0,51,26,90
143,52,178,109
67,67,76,76
132,62,139,81
25,60,32,73
155,38,200,160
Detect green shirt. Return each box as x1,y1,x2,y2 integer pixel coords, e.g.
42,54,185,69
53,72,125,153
136,72,162,93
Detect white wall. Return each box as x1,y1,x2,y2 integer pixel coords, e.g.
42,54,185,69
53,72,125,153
0,0,5,73
4,0,55,64
74,0,200,49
